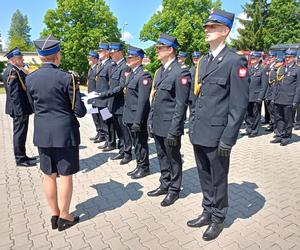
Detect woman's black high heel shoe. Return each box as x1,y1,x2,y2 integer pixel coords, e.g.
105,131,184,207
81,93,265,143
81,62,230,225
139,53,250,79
51,216,59,230
57,216,79,231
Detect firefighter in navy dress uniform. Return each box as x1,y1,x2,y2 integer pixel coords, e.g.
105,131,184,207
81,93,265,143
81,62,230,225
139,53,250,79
26,35,86,231
123,46,152,179
86,51,103,142
243,51,267,137
96,42,132,164
147,33,191,207
271,49,300,146
3,48,37,167
294,54,300,130
187,9,249,241
92,43,116,150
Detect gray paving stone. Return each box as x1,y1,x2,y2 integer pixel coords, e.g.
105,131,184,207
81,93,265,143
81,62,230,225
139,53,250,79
1,94,300,250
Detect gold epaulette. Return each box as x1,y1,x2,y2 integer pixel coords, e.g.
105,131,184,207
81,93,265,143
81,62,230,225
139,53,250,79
194,56,203,96
151,69,159,98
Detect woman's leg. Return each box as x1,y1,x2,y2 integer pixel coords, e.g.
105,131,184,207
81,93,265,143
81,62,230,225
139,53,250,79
43,173,60,216
58,175,74,220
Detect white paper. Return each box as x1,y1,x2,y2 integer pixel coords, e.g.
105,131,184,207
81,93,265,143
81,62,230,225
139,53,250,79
81,96,98,114
100,107,112,120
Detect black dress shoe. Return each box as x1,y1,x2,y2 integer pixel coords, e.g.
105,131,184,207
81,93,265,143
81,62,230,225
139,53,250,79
98,143,108,149
89,133,100,140
102,145,116,152
270,137,282,143
187,214,211,228
202,222,224,241
280,139,289,146
240,131,251,136
147,187,168,197
57,216,80,231
16,160,37,167
131,168,150,179
120,156,132,165
24,156,38,161
127,166,139,176
111,153,124,160
265,127,273,132
248,133,257,138
51,216,59,230
94,137,106,143
161,193,179,207
294,126,300,130
261,121,269,125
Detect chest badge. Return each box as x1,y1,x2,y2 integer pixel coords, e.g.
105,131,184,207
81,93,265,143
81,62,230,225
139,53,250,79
238,67,247,78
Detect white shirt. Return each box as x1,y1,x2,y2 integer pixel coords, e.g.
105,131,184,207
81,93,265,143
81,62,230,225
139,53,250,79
210,44,226,59
101,58,109,65
116,57,125,65
163,57,176,70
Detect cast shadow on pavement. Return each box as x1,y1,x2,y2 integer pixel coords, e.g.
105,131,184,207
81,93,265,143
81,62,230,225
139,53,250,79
181,167,265,228
73,179,143,222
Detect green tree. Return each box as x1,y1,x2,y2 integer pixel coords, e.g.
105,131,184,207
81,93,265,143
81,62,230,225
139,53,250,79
140,0,221,73
230,0,269,51
42,0,121,77
264,0,300,48
7,9,34,51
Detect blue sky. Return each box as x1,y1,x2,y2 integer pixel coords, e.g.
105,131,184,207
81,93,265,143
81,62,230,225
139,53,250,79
0,0,249,50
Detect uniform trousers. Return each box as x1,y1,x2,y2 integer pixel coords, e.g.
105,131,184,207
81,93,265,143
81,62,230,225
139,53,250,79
245,102,262,134
13,115,29,163
265,100,276,129
154,135,182,194
127,123,149,170
193,144,230,223
113,114,132,158
274,104,293,139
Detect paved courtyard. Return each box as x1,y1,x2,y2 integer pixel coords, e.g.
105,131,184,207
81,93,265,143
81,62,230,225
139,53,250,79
1,93,300,250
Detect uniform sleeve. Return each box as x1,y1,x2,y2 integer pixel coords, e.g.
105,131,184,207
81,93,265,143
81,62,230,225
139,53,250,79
258,68,268,101
293,68,300,104
135,73,152,124
67,74,87,117
168,68,191,136
8,69,24,116
220,56,249,146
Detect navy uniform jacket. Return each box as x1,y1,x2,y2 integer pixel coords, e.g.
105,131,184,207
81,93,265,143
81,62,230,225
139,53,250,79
265,65,278,101
99,58,131,114
148,59,191,137
2,63,13,115
26,63,87,147
87,65,97,93
7,65,33,117
92,59,114,108
123,65,152,125
248,65,267,102
274,64,300,105
189,46,249,147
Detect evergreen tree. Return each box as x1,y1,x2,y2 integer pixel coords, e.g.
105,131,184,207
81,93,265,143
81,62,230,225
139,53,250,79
7,9,33,51
231,0,269,51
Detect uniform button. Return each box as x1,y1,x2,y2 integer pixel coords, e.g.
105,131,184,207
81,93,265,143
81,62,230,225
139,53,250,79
199,105,202,108
197,116,200,120
201,92,204,96
203,80,205,83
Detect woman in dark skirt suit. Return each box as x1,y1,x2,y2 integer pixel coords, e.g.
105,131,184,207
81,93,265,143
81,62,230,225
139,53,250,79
26,35,87,231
